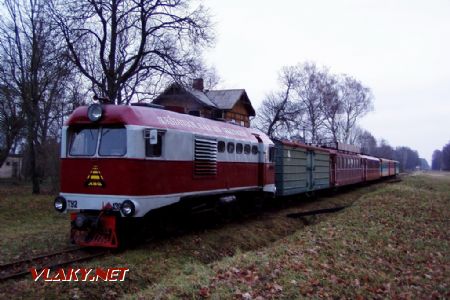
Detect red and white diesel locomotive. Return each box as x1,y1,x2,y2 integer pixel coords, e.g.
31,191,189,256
54,103,398,248
54,103,276,247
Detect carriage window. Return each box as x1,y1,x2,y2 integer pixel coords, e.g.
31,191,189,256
227,142,235,153
236,143,243,154
217,141,225,153
146,132,163,157
69,128,99,156
99,127,127,156
244,144,251,154
251,145,258,155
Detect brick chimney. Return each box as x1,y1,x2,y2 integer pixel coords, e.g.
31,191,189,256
192,78,204,91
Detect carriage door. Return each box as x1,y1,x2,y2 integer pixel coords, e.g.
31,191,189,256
253,134,265,188
306,150,314,191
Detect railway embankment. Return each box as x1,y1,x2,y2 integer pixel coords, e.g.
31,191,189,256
0,173,448,299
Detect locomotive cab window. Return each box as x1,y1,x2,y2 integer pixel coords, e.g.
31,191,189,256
145,129,163,157
99,127,127,156
69,128,99,156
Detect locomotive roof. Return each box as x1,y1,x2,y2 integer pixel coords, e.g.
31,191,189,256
66,104,271,143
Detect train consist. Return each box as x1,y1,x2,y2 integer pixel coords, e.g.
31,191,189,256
54,103,399,247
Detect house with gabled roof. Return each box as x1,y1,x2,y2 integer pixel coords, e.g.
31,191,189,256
0,154,22,179
153,78,256,127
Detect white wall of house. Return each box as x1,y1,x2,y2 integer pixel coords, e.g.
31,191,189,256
0,156,22,178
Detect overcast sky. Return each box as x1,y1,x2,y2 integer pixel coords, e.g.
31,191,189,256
203,0,450,163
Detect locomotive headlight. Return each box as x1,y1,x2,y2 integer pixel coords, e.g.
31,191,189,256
120,200,135,217
54,196,66,212
87,103,103,122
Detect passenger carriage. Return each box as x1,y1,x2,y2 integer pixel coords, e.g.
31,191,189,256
360,155,381,181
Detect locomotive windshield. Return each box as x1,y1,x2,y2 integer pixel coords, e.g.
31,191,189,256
99,128,127,156
68,127,126,157
69,128,99,156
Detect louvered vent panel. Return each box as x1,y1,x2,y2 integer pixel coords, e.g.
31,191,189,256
194,138,217,176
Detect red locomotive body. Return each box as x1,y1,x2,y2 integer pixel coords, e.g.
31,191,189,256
56,104,275,247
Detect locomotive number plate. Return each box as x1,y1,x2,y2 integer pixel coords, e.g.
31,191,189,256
67,200,78,208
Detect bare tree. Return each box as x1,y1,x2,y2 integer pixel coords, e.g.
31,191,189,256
353,128,377,154
292,62,330,144
257,62,373,145
337,75,373,143
255,66,302,138
0,0,76,193
50,0,214,104
318,73,340,143
0,84,24,167
373,139,395,159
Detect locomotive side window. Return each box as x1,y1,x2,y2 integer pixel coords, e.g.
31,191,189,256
227,142,235,153
69,128,99,156
217,141,225,153
251,145,258,155
146,132,163,157
99,127,127,156
244,144,251,154
269,146,275,162
236,143,243,154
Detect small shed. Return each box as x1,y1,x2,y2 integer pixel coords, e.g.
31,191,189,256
0,154,23,179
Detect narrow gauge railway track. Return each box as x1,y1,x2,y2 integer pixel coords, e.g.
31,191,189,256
0,247,109,282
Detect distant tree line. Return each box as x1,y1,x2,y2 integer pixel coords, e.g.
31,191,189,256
431,142,450,171
0,0,215,193
355,132,423,172
255,62,424,172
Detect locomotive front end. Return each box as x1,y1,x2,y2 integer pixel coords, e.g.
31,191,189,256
55,104,142,248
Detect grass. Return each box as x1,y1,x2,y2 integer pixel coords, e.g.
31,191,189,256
0,182,69,263
0,172,449,299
